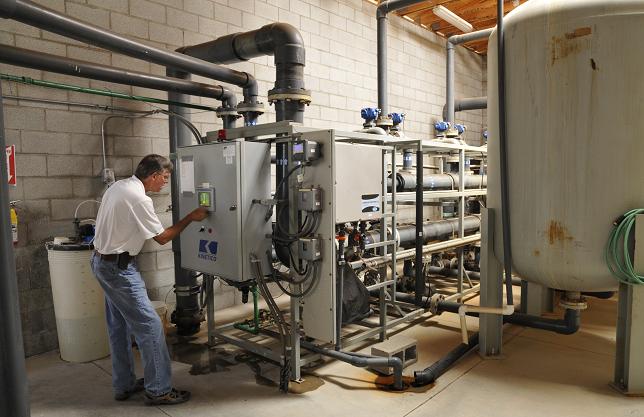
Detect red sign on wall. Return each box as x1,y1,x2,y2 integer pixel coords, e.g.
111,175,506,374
6,145,16,186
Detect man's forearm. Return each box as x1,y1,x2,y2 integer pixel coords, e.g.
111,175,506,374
153,214,194,245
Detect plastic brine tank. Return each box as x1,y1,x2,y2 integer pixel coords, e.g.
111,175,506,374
487,0,644,291
47,242,109,362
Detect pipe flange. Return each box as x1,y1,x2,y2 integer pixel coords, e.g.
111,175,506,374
376,115,393,128
216,107,242,118
267,93,313,104
175,284,201,297
559,295,588,310
429,294,445,315
236,101,265,114
267,88,312,104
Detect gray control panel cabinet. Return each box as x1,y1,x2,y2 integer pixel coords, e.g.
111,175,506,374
334,142,383,223
177,140,271,281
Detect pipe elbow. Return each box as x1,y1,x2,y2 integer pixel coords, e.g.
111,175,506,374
265,22,303,47
219,87,237,107
376,2,390,18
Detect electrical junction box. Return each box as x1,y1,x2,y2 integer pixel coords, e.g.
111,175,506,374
292,139,320,162
334,142,383,223
177,140,271,282
298,237,321,261
298,187,322,212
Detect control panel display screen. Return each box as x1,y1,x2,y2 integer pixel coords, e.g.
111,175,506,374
198,191,211,207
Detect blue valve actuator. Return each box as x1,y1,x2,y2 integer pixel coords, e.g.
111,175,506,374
389,112,405,125
483,130,488,139
361,107,381,121
455,124,466,134
434,121,450,132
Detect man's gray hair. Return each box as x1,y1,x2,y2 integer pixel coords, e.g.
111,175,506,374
134,154,173,180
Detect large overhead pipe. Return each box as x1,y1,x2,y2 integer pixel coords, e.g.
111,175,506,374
0,83,30,417
0,44,235,104
0,0,258,106
376,0,425,127
179,23,310,124
445,29,493,125
180,23,310,266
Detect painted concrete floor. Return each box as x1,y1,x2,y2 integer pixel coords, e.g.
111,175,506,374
27,295,644,417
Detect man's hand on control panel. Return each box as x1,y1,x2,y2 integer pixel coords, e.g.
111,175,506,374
189,207,209,221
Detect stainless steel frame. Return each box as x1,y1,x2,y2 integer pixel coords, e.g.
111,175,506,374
204,122,487,381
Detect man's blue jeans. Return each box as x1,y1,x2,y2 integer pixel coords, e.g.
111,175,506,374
90,253,172,396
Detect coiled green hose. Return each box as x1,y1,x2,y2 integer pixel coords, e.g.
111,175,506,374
605,209,644,285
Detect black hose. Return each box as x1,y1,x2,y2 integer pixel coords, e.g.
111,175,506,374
413,333,479,386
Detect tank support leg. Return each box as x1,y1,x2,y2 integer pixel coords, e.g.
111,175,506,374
479,207,504,357
614,215,644,395
520,281,554,316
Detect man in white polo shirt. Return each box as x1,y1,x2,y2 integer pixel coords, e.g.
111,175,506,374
92,154,208,406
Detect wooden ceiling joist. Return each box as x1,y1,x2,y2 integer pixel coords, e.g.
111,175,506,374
393,0,528,53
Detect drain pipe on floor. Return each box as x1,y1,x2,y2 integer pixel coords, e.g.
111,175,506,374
411,303,581,387
300,340,404,390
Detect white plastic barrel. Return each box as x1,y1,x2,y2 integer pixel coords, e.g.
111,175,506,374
47,241,109,362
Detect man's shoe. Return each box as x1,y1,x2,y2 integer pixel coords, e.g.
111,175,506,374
144,388,191,406
114,378,145,401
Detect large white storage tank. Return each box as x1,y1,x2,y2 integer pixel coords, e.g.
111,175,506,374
487,0,644,291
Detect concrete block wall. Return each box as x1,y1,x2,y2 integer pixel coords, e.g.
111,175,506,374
1,0,485,356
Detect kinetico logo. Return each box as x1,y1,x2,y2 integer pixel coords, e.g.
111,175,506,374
198,239,218,262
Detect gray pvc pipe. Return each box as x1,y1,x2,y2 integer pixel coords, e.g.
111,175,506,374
442,96,487,121
0,44,235,102
445,28,493,124
377,15,388,116
0,83,30,417
376,0,426,116
364,216,481,248
181,23,309,266
167,68,202,335
2,0,258,102
300,340,404,390
392,172,487,191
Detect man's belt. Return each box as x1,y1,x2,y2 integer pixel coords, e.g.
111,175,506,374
96,251,134,269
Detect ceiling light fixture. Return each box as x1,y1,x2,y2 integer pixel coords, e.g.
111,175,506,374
403,15,414,22
432,5,473,33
